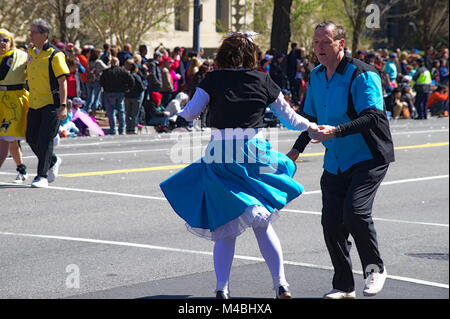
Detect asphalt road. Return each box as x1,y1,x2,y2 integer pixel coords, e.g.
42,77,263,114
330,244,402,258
0,117,448,300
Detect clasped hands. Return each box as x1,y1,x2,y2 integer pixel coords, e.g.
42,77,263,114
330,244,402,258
307,122,336,143
286,122,337,162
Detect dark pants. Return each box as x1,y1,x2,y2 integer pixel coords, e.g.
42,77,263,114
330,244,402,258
26,104,59,178
414,90,429,119
320,160,388,292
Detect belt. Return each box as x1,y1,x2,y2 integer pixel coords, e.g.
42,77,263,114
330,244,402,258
0,84,26,91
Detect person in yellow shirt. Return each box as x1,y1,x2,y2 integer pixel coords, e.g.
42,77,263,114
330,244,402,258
26,19,69,188
0,28,30,183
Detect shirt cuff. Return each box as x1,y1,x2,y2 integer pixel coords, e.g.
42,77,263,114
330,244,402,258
178,87,209,121
270,92,310,131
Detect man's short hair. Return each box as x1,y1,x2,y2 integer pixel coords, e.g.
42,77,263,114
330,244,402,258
31,18,52,36
315,20,346,40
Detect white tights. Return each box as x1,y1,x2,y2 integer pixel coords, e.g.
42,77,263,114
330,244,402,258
213,223,288,293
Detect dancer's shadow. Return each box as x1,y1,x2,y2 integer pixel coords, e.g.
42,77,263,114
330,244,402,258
137,295,192,299
137,295,321,299
0,183,30,189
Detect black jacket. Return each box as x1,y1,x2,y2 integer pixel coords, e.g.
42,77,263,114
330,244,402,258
125,73,146,98
269,60,287,89
100,66,134,93
146,59,162,92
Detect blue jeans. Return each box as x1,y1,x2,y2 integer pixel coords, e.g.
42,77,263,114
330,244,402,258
85,82,102,112
104,92,125,134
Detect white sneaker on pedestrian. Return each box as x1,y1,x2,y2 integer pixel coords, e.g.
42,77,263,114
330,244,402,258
13,172,28,184
47,156,62,183
363,267,387,297
31,176,49,188
323,289,356,299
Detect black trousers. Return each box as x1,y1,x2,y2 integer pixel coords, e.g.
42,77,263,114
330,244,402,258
414,91,429,119
320,160,388,292
26,104,59,178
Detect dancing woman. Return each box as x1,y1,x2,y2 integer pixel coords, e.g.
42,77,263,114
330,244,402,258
160,33,318,299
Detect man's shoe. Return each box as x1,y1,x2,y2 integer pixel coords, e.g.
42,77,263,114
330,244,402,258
363,267,387,297
47,156,62,183
323,289,356,299
276,285,292,299
215,290,230,299
31,176,49,188
13,172,28,184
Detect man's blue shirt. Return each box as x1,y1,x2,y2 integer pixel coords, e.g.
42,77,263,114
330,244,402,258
384,61,397,81
304,57,385,174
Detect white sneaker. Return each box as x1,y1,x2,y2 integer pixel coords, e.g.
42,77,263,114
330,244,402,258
323,289,356,299
31,176,49,188
47,156,62,183
13,172,28,184
275,285,292,299
363,267,387,297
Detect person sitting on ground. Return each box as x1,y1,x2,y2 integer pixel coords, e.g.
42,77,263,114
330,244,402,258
145,91,170,133
427,85,449,117
392,87,409,119
71,97,90,136
165,92,190,128
59,100,79,138
400,85,416,118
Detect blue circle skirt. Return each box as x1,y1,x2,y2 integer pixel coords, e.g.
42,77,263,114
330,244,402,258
160,137,304,241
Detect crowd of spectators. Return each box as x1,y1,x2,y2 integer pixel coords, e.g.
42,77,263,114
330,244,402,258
41,38,449,137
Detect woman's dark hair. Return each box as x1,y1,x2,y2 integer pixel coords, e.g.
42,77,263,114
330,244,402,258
89,49,100,62
198,62,210,75
214,33,258,69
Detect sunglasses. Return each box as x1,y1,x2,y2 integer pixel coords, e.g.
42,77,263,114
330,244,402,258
0,38,10,43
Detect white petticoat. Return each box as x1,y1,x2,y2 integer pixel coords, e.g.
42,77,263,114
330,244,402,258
185,205,281,241
0,136,24,142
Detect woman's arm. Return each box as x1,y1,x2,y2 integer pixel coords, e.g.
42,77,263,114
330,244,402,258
177,87,210,121
269,92,312,131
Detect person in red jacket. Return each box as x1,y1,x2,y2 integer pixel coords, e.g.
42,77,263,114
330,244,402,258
427,85,449,116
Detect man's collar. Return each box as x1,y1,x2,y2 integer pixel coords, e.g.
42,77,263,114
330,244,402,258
336,55,350,74
318,55,351,75
43,41,50,51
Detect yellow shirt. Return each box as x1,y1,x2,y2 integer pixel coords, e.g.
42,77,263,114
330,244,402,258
26,42,69,109
0,49,27,86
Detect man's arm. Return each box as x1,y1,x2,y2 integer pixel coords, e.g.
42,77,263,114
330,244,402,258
57,76,67,120
308,109,382,142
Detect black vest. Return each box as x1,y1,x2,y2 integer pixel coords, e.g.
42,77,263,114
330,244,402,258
198,69,280,129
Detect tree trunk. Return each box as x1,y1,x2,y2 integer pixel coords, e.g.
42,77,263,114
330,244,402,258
56,0,68,42
351,0,368,52
420,0,436,47
270,0,292,54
